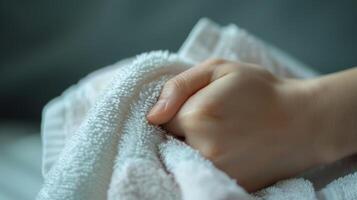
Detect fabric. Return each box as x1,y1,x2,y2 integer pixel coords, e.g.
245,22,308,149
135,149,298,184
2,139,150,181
38,51,252,200
38,19,356,200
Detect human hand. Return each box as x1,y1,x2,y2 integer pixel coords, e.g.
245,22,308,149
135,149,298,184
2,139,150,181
146,59,355,191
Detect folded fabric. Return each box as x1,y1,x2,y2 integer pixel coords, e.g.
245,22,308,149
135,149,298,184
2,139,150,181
38,19,357,200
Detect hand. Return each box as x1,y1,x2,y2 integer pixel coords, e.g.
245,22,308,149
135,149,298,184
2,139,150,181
147,59,357,191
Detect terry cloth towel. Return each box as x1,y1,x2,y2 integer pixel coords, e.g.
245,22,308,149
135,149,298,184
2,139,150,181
38,19,357,200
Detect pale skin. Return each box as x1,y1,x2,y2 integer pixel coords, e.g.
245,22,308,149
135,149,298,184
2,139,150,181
146,59,357,192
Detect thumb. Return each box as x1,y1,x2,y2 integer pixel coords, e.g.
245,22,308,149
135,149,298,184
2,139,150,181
146,59,227,125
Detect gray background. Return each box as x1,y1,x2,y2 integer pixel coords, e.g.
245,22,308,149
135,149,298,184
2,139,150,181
1,0,357,123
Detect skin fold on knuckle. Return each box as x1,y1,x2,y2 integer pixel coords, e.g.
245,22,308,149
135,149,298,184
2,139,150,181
198,141,222,162
204,58,227,66
178,105,221,132
164,75,188,97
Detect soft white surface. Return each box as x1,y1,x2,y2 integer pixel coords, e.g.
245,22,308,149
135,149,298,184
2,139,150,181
39,19,356,200
38,52,251,200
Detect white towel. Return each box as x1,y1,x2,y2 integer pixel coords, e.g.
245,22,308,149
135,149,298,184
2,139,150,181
38,19,357,200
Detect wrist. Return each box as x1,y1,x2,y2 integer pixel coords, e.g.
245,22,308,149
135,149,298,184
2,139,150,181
276,78,331,166
307,74,357,164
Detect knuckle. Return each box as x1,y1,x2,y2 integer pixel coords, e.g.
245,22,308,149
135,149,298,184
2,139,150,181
178,106,220,132
244,62,260,68
204,58,227,66
200,143,222,161
165,75,187,93
194,103,221,119
177,110,203,131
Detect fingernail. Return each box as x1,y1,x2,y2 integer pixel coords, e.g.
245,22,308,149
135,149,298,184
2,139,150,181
147,99,167,117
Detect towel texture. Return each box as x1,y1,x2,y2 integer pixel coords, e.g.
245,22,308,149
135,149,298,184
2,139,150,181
38,51,252,200
39,19,356,200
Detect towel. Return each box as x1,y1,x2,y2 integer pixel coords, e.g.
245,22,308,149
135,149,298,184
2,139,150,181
38,19,357,200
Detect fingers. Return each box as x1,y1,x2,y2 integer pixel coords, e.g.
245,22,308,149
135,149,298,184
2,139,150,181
146,59,227,125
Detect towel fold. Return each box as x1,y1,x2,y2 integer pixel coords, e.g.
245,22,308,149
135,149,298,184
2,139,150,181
38,19,356,200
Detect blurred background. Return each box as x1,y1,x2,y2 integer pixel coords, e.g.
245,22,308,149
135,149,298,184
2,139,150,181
1,0,357,199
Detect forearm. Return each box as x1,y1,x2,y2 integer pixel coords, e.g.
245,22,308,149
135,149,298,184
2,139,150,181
311,67,357,163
